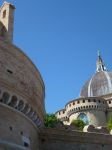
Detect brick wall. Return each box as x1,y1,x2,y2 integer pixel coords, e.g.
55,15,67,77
39,128,112,150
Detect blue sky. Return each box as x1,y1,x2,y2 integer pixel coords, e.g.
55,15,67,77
2,0,112,113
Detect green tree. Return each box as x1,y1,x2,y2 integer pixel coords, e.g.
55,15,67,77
44,113,63,128
71,119,86,131
107,117,112,130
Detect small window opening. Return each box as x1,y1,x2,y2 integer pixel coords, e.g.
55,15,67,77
41,138,45,143
83,100,85,103
7,69,13,74
24,142,29,147
0,98,3,102
88,99,90,102
73,102,75,105
109,101,111,104
78,107,80,110
20,131,23,135
77,101,80,104
3,10,6,18
94,99,96,102
9,126,13,131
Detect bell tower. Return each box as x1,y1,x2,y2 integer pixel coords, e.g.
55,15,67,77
0,1,15,43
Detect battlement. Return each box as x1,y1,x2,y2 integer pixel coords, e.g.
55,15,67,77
55,97,111,126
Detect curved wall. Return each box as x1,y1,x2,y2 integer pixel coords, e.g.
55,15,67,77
0,103,39,150
0,40,45,123
56,97,107,126
69,110,106,126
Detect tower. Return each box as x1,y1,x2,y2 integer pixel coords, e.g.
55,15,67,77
0,1,15,42
0,2,45,150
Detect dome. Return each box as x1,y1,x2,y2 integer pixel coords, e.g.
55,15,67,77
80,71,112,97
80,51,112,97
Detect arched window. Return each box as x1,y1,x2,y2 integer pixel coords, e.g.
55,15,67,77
2,92,10,103
88,99,90,102
109,101,111,104
77,113,89,124
83,100,85,103
3,10,6,18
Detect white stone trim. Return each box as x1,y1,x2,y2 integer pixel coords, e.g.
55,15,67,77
88,76,94,97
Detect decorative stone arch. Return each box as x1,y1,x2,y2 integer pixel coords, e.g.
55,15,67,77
15,100,19,109
17,100,25,111
9,95,18,108
22,103,30,114
77,113,89,124
35,117,41,127
30,111,35,118
33,115,38,122
2,92,10,103
32,111,37,121
27,107,34,117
